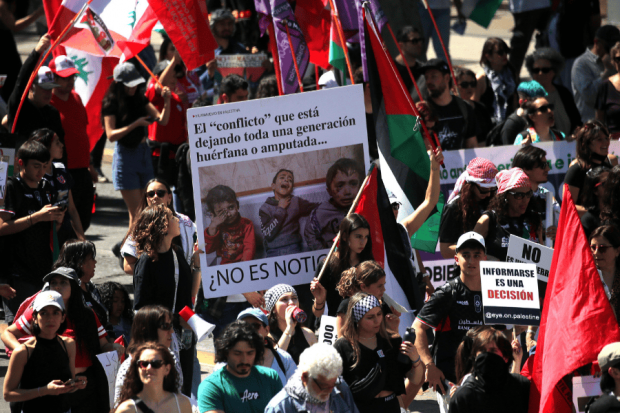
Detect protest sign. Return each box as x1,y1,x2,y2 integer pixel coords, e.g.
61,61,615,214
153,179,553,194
506,235,553,283
573,376,601,412
480,261,541,325
318,315,338,345
216,54,268,83
187,85,370,298
96,350,121,407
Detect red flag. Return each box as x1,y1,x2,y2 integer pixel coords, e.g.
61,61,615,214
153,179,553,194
146,0,217,70
529,184,620,413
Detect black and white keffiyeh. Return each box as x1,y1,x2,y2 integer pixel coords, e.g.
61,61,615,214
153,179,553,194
264,284,297,312
353,295,380,322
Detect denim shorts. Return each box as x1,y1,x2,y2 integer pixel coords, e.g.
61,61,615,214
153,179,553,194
112,141,154,190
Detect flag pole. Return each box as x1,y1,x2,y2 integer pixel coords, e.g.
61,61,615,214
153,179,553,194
385,23,423,102
268,21,284,96
282,20,304,92
11,0,92,133
315,65,320,91
133,54,165,89
420,0,460,97
316,163,376,282
328,0,355,83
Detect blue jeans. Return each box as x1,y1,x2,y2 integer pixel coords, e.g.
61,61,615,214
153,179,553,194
418,4,451,62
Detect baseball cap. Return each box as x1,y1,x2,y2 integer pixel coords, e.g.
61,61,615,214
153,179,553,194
42,267,81,285
33,290,65,313
421,58,450,75
113,62,145,88
599,342,620,371
210,8,235,28
35,66,60,90
595,25,620,46
49,56,79,78
237,307,268,326
456,231,486,253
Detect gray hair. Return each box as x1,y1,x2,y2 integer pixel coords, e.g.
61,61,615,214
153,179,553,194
525,47,565,77
298,343,343,379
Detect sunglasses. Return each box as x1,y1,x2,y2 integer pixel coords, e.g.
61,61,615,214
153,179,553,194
494,48,510,56
137,359,166,369
532,103,554,114
459,81,477,89
591,244,613,253
475,185,496,194
391,202,401,211
507,190,533,200
532,67,552,74
146,189,168,198
158,322,173,331
406,37,424,44
536,160,548,169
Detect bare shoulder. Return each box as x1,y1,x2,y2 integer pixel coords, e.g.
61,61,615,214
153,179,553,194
176,393,193,413
115,400,137,413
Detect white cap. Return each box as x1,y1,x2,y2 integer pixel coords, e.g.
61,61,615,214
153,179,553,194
32,291,65,313
456,231,486,252
35,66,60,90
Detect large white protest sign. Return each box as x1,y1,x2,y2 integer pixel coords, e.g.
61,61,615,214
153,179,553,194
506,235,553,283
96,350,120,407
480,261,541,325
318,315,338,346
573,376,602,412
187,85,370,298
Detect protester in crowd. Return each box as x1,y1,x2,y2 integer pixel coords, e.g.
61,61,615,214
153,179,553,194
601,166,620,229
588,342,620,412
0,140,61,324
414,232,487,393
7,34,65,140
394,26,425,101
265,343,360,413
99,281,133,342
197,321,283,413
1,267,120,413
596,41,620,137
418,0,450,62
474,37,517,124
28,128,86,245
564,120,618,212
448,328,529,413
590,226,620,324
102,61,171,241
159,36,176,62
236,308,296,386
525,48,581,136
49,55,95,232
255,75,279,99
334,292,423,413
422,59,478,150
114,305,183,406
158,36,203,107
572,25,620,123
220,73,249,103
579,166,610,238
454,66,493,145
454,326,491,386
474,168,543,261
507,0,551,79
3,290,86,413
513,95,565,144
264,284,317,365
114,342,192,413
440,158,498,258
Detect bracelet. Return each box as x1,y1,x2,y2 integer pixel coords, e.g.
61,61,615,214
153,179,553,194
28,215,33,227
283,331,294,338
412,356,421,364
313,300,325,311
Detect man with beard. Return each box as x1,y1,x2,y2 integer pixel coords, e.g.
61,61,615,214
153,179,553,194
265,343,359,413
394,26,427,103
422,59,477,150
198,321,283,413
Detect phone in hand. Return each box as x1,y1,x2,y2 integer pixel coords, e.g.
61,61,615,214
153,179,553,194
64,378,76,386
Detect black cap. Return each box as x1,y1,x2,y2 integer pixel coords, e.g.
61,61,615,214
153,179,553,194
595,25,620,45
42,267,81,285
421,58,450,75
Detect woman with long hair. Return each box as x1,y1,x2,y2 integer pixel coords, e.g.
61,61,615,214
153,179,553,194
453,67,494,144
474,168,543,261
474,37,517,123
579,166,610,238
114,342,191,413
564,120,619,211
99,282,134,342
590,226,620,325
513,95,566,144
264,284,317,365
334,292,424,413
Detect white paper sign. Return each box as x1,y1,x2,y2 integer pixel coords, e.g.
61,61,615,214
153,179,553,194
96,350,121,407
573,375,602,412
506,235,553,283
187,85,370,298
317,315,338,346
480,261,541,325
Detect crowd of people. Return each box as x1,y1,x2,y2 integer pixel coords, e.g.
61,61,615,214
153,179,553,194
0,0,620,412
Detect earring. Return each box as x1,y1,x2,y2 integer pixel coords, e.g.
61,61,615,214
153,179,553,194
504,198,508,203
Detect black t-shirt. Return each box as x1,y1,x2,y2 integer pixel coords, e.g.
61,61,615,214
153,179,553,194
416,278,483,383
430,97,478,150
394,60,422,97
589,393,620,413
44,163,74,205
501,113,527,146
0,176,55,283
581,210,601,239
596,80,620,134
482,211,539,261
472,101,494,145
564,158,613,190
101,93,149,148
439,198,464,245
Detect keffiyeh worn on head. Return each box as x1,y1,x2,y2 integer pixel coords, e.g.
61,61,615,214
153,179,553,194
264,284,297,312
448,158,499,203
352,295,381,322
495,168,530,194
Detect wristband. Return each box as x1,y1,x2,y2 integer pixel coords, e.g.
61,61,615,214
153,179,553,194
412,356,421,364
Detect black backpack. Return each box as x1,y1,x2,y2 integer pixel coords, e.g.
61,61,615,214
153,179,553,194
485,119,507,147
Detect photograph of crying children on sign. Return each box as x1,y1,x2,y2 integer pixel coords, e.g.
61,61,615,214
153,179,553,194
187,85,370,298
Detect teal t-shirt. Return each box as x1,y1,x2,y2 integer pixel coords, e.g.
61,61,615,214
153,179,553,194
198,365,283,413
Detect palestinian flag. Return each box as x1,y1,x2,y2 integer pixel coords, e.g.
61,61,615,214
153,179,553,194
364,7,442,253
355,166,423,335
329,15,347,73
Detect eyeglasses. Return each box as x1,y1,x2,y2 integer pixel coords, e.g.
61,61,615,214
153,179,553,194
158,322,173,331
137,359,166,369
507,190,533,200
476,185,496,194
532,103,554,114
406,37,424,44
312,376,340,391
494,48,510,56
391,202,401,211
536,160,548,169
459,81,477,89
591,244,613,253
146,190,167,198
532,67,552,74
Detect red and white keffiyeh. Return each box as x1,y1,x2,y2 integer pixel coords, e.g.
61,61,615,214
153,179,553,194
496,168,531,194
447,158,499,203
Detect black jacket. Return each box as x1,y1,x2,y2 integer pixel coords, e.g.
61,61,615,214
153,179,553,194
589,393,620,413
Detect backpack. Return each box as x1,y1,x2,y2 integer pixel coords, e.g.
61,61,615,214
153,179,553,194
485,119,507,147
